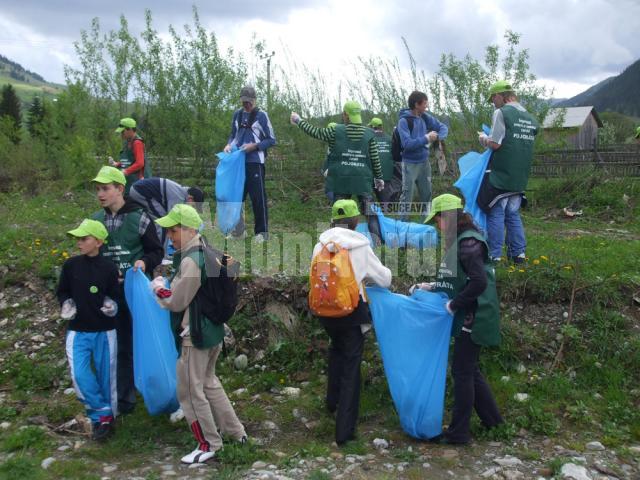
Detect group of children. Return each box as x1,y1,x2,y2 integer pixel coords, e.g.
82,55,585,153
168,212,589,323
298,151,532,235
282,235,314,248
57,166,245,464
57,101,505,463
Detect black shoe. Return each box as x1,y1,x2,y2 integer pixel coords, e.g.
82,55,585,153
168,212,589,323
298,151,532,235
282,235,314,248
92,421,114,441
509,255,526,265
118,402,135,415
428,433,469,446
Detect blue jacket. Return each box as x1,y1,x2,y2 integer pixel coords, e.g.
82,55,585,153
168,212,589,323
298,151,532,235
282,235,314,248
227,108,276,164
397,109,448,164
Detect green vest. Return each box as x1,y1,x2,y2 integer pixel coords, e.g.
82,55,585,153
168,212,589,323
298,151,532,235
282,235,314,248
93,209,145,273
373,131,394,181
434,230,501,347
119,135,149,194
326,124,374,195
489,105,538,192
170,246,224,353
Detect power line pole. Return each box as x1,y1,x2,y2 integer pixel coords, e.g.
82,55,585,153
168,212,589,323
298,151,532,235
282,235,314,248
259,51,275,111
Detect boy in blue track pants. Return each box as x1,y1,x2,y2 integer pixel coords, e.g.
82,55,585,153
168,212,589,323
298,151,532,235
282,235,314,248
56,219,122,441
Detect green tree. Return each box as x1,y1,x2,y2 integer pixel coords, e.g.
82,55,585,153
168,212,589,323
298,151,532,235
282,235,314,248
428,31,551,150
0,84,21,144
27,96,46,137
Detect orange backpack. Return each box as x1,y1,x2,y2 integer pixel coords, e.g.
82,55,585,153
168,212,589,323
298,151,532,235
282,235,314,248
308,242,361,317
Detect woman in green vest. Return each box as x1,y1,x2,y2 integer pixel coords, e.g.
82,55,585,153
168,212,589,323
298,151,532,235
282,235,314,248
415,193,503,444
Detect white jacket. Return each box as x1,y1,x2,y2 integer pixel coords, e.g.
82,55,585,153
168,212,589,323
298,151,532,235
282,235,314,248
312,227,392,299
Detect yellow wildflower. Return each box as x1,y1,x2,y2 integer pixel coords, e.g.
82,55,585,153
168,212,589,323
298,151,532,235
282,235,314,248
62,251,69,258
563,265,572,270
518,269,525,273
540,255,548,261
51,249,58,255
532,259,540,265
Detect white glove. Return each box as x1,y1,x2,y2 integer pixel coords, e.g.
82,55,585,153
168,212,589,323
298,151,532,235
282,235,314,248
409,282,435,295
107,156,116,166
426,132,438,143
223,144,232,153
100,296,118,317
323,169,328,178
150,276,166,294
478,132,489,147
60,299,77,320
445,300,455,315
374,179,385,191
290,112,301,125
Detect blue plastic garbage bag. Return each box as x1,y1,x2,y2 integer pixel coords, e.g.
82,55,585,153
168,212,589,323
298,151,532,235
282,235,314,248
358,205,438,249
454,124,491,233
366,286,453,439
215,148,246,235
124,269,179,415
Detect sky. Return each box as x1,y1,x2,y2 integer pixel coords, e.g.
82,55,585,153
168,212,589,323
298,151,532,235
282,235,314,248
0,0,638,100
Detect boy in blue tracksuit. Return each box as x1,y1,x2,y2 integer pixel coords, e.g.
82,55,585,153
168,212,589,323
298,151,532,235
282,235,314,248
397,90,448,221
56,219,122,441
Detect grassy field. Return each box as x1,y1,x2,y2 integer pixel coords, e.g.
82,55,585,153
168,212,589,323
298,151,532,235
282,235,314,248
0,173,639,478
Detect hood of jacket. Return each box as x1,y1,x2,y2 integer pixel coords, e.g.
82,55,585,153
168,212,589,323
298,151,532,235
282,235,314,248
318,227,370,252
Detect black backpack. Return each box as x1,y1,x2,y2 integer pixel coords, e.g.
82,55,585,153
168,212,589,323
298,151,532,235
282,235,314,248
187,239,240,326
391,116,415,163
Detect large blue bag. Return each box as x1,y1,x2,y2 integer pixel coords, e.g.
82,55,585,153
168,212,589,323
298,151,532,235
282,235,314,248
215,148,246,235
124,269,179,415
358,205,438,249
367,287,453,439
454,124,491,233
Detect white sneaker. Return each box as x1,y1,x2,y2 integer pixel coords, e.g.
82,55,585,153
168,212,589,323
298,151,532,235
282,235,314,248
253,233,266,244
169,407,184,423
226,230,247,240
181,447,215,464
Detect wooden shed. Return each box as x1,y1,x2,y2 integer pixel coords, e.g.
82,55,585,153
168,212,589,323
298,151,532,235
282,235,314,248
542,106,603,150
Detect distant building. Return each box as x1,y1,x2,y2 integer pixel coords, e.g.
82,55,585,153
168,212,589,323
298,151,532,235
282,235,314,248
542,106,603,150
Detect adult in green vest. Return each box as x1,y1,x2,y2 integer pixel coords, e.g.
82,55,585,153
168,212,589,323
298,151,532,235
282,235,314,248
478,81,539,263
291,102,385,241
152,204,246,464
367,117,402,208
91,166,164,415
109,118,148,195
415,193,503,444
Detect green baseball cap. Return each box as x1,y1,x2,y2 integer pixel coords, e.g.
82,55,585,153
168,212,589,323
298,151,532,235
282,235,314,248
68,219,108,242
92,166,126,185
115,117,136,133
368,117,383,128
424,193,464,224
635,126,640,139
487,80,513,103
331,199,361,221
343,101,362,124
155,204,202,229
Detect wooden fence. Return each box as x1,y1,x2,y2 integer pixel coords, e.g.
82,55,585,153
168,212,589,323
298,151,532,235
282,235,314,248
148,144,640,182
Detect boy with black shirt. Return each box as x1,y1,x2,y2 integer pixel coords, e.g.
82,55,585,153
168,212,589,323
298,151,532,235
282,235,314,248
57,219,121,441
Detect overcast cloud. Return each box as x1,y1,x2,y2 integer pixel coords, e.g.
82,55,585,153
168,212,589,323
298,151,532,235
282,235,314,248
0,0,638,98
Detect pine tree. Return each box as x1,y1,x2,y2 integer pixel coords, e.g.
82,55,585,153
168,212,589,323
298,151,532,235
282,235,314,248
0,84,21,144
27,96,45,137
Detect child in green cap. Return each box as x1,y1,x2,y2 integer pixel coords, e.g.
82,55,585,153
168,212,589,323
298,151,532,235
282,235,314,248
56,219,122,441
151,204,247,464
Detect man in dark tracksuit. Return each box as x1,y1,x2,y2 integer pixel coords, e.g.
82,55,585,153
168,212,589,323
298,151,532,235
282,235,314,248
92,166,163,414
223,85,276,242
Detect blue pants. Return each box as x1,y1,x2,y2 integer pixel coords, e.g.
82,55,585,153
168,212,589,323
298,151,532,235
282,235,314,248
66,330,118,423
399,161,432,221
486,194,526,259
